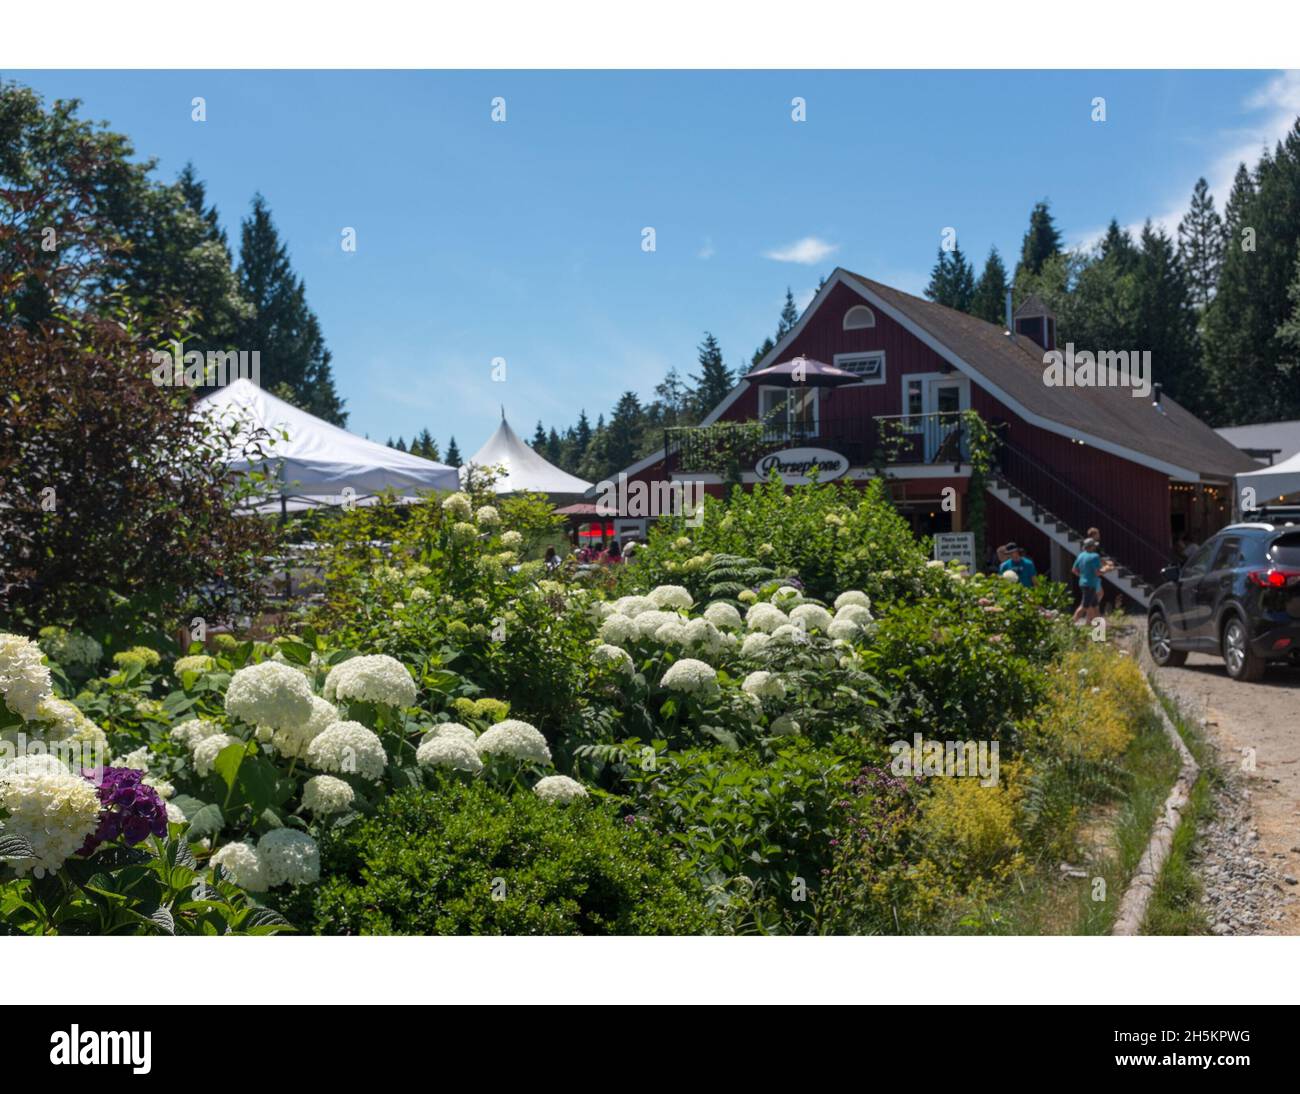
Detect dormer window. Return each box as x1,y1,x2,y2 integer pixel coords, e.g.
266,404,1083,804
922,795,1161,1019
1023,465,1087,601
843,304,876,331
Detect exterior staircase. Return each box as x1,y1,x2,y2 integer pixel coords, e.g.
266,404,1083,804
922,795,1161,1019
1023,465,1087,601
986,470,1155,608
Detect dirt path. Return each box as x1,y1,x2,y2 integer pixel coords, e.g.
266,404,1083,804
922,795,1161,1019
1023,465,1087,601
1143,626,1300,934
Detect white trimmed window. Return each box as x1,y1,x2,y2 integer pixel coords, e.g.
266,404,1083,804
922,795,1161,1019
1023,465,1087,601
843,305,876,330
833,350,886,385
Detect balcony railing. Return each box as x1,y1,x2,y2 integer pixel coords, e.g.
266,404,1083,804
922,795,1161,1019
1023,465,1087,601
663,411,969,474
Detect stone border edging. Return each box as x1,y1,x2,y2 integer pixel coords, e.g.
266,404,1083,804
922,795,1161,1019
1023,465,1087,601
1111,659,1200,936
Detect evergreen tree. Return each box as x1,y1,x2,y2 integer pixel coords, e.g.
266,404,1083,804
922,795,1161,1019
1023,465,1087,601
1177,177,1224,309
413,428,435,459
1016,200,1064,282
445,437,462,467
546,426,563,465
970,246,1009,325
1099,219,1139,273
531,421,548,449
691,331,735,416
1203,121,1300,422
751,336,775,366
604,392,644,471
574,409,592,457
1134,221,1199,405
394,436,407,452
654,366,693,427
234,194,346,425
776,287,800,341
924,244,975,311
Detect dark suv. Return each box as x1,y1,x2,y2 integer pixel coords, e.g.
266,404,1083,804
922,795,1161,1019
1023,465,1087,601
1147,509,1300,681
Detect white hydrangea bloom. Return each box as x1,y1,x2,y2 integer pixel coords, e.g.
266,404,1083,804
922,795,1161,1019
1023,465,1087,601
741,670,786,700
500,529,524,550
734,690,763,722
599,614,639,647
305,721,388,781
32,697,108,756
654,619,688,646
301,774,355,815
117,746,151,771
420,722,478,746
834,590,871,611
323,654,417,709
634,610,682,640
834,604,875,627
1001,568,1022,582
475,719,552,764
258,829,321,887
741,632,775,658
533,775,588,803
225,661,315,730
170,718,226,751
648,584,694,611
211,841,268,892
681,618,725,656
770,586,804,608
702,602,743,629
475,504,500,526
193,733,238,777
591,644,635,675
660,658,719,697
0,632,53,721
587,599,616,624
827,619,863,642
165,801,187,824
772,623,809,645
612,595,654,618
417,735,484,774
745,603,787,633
0,754,102,877
272,695,340,760
789,603,833,632
441,492,473,520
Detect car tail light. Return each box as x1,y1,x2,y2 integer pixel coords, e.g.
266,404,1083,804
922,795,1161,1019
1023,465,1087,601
1247,568,1300,588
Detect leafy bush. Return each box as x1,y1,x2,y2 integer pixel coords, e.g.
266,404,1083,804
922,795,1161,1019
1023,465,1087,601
284,781,713,935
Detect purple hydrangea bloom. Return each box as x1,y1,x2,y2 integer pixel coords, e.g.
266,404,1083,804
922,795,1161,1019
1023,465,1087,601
78,766,169,855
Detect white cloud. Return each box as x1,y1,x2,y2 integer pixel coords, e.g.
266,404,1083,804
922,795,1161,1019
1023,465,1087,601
764,235,839,265
697,236,715,259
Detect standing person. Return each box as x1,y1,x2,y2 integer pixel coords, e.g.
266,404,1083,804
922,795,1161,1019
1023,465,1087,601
544,546,560,571
997,542,1037,587
602,539,623,565
1085,526,1117,605
1072,537,1104,624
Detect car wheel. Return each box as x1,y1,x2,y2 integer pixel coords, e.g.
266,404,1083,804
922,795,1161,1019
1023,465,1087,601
1222,616,1265,681
1148,612,1186,667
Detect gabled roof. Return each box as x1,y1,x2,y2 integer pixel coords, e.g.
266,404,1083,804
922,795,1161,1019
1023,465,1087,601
464,417,593,496
837,269,1256,481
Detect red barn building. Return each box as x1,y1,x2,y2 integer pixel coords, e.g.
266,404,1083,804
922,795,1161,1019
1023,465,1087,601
607,268,1255,606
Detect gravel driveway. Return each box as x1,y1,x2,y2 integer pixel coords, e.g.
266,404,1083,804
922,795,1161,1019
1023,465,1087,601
1144,630,1300,934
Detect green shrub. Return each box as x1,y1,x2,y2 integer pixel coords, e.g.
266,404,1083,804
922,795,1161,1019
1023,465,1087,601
287,781,714,935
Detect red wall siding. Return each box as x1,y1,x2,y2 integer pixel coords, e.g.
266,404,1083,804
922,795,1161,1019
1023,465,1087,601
720,281,956,423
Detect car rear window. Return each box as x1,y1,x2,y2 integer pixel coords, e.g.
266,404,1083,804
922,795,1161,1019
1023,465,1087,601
1269,533,1300,567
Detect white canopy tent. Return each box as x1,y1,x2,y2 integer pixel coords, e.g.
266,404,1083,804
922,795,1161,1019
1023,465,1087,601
1237,449,1300,506
462,416,593,499
194,379,459,511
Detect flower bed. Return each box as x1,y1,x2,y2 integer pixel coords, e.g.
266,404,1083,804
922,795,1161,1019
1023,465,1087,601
0,483,1159,935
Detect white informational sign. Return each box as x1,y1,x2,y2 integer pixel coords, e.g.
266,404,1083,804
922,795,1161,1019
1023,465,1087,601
754,448,850,485
933,531,975,570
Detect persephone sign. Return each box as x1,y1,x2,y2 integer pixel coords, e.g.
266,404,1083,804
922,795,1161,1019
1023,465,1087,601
755,448,849,485
933,531,975,569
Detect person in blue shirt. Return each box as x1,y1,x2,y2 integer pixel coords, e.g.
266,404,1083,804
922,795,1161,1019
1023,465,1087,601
1072,537,1103,623
998,542,1037,588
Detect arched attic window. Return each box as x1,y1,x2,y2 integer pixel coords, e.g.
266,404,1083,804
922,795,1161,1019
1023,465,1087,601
843,304,876,330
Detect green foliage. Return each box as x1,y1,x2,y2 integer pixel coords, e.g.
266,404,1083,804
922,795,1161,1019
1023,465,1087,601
286,781,713,935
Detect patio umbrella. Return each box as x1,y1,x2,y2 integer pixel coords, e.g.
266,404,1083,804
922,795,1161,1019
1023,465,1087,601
743,356,859,437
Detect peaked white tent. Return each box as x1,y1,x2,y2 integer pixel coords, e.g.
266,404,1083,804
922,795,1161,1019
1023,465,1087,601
1238,449,1300,506
194,379,460,509
462,416,593,498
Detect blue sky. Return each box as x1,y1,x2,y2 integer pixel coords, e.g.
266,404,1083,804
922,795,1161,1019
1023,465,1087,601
10,69,1300,450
